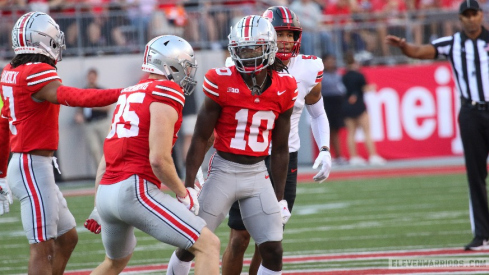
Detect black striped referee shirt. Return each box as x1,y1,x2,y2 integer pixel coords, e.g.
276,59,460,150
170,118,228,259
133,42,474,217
432,26,489,103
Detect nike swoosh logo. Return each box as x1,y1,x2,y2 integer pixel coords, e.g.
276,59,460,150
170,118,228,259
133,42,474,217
265,175,270,179
277,90,286,96
291,169,297,173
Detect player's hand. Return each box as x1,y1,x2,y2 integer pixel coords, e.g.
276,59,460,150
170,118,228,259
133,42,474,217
0,178,13,215
278,200,291,225
194,167,205,194
312,150,332,183
84,207,102,234
177,187,200,215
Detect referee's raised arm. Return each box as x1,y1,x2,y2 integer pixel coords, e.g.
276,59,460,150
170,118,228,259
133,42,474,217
386,0,489,252
385,35,436,60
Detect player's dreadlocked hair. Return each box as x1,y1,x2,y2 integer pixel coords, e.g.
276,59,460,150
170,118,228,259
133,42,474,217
10,54,56,69
269,57,289,74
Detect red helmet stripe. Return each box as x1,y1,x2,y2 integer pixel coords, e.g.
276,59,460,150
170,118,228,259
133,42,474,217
18,12,35,47
243,16,253,41
279,6,291,24
143,44,149,65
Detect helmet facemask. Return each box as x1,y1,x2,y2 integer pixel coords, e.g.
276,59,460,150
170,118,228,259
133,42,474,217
171,59,198,96
229,42,275,73
275,29,301,61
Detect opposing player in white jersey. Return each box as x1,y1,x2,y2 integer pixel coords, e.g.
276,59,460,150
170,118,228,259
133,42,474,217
221,6,332,275
166,15,297,275
89,35,220,275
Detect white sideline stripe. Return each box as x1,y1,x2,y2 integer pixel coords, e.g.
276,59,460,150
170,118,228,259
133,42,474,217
284,219,467,234
26,69,56,79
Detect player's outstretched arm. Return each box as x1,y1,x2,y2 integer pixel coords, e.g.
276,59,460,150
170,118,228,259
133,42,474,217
305,83,332,183
184,97,221,189
385,35,436,60
32,80,121,107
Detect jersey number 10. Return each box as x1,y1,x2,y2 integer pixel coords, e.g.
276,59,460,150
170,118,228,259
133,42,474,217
230,109,275,152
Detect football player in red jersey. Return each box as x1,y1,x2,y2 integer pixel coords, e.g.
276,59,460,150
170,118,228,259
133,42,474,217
221,6,333,275
166,15,297,275
0,12,121,274
89,35,220,275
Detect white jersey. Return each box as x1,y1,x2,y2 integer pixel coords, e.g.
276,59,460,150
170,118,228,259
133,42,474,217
286,55,323,152
224,55,323,152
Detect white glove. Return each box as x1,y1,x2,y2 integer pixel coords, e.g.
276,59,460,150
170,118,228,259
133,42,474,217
0,178,13,216
312,150,332,183
177,187,200,215
84,207,102,234
194,167,205,194
278,199,291,225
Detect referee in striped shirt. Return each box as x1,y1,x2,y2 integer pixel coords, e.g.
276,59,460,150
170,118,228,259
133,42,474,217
386,0,489,251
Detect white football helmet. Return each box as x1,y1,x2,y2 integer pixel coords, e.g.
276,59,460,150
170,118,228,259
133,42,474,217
228,15,278,73
11,12,65,62
142,35,198,95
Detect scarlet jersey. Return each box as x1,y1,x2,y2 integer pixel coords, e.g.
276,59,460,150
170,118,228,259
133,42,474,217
0,62,61,152
203,66,297,157
101,79,185,188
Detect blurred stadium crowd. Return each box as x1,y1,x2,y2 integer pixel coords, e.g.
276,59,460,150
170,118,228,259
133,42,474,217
0,0,486,64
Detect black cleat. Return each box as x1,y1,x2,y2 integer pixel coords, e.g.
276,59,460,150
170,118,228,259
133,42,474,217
464,237,489,251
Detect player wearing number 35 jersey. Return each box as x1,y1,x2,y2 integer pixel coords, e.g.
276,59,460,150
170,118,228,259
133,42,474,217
90,35,220,275
167,15,297,275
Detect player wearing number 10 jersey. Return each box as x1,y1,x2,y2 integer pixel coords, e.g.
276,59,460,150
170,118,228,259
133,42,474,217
167,15,297,275
222,7,333,275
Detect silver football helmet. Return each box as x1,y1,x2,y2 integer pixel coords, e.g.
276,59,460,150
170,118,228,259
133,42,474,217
12,12,66,62
228,15,278,73
142,35,198,95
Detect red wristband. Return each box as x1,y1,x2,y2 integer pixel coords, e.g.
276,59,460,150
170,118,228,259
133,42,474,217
56,86,121,107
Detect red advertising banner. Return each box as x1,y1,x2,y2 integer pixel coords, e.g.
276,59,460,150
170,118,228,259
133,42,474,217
336,62,463,160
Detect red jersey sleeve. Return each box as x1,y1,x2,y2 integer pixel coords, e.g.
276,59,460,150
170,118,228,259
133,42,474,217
149,80,185,114
202,68,225,105
24,63,61,94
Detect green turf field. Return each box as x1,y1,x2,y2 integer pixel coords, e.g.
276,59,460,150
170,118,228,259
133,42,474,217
0,173,474,274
